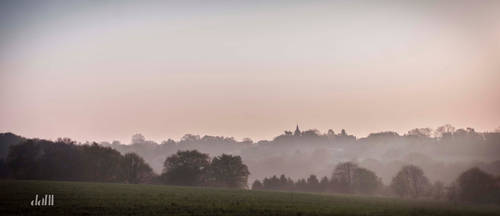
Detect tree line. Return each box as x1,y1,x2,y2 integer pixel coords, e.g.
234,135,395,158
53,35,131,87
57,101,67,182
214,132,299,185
253,162,382,194
252,162,500,205
1,133,499,205
95,125,500,183
1,138,250,189
160,150,249,188
5,138,154,183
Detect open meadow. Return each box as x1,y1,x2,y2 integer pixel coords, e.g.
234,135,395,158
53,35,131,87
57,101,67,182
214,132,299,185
0,180,499,216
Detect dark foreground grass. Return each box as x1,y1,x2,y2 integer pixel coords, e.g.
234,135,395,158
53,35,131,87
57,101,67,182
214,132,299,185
0,180,499,216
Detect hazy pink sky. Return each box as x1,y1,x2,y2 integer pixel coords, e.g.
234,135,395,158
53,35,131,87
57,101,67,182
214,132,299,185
1,1,499,143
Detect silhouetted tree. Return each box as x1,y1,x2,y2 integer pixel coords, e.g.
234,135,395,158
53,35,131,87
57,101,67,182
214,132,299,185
255,170,381,194
208,154,249,188
0,132,25,159
252,179,263,190
122,152,154,184
436,124,455,138
456,167,499,204
340,129,347,136
278,174,294,191
161,150,210,186
6,139,142,183
352,167,380,194
262,175,280,190
332,162,358,193
259,174,296,191
131,133,146,144
407,128,433,137
327,129,335,137
6,139,39,179
319,176,329,192
306,174,320,192
81,143,124,182
37,140,83,180
391,165,430,198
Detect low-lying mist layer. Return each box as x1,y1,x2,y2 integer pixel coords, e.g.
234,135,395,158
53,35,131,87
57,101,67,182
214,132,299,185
91,125,500,185
1,125,499,186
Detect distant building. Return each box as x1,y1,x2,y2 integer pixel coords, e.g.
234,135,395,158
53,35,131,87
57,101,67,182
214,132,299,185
294,125,301,136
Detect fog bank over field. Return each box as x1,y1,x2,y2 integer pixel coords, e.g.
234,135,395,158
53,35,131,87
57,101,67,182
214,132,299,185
99,125,500,184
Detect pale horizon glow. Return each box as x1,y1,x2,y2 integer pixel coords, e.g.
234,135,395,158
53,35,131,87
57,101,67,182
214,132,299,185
1,1,500,143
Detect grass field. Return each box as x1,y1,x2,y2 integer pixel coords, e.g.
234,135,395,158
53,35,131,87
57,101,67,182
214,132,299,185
0,180,499,216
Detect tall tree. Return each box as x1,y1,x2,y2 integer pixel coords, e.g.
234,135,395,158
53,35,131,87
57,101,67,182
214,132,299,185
7,139,43,179
456,167,499,204
208,154,250,188
0,132,25,160
352,167,380,194
390,165,430,198
161,150,210,186
122,152,154,184
332,162,358,193
81,143,124,182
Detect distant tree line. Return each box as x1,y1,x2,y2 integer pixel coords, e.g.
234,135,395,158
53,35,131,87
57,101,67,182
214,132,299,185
252,163,500,205
252,162,382,195
92,125,500,183
1,131,500,205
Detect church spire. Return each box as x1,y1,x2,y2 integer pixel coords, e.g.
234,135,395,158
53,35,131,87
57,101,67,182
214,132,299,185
294,124,301,136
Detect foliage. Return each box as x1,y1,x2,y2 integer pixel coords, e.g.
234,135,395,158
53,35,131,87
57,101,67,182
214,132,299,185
457,167,500,204
390,165,431,198
352,167,381,194
208,154,250,188
161,150,210,186
332,162,359,193
254,163,381,195
123,152,154,184
5,139,154,183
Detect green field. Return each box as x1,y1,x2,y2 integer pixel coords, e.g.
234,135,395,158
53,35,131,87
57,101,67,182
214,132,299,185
0,180,499,216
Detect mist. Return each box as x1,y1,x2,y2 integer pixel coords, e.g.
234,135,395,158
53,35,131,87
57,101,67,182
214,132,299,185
93,125,500,185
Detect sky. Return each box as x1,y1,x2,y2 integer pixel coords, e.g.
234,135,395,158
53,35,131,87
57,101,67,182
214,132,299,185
1,0,499,143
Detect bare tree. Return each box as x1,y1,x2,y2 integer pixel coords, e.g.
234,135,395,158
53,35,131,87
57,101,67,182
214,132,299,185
332,162,358,193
